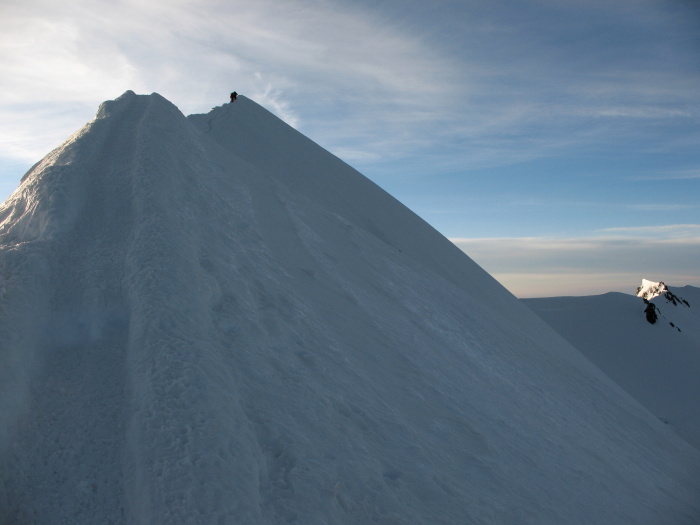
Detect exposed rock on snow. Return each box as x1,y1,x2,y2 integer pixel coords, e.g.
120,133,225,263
2,92,700,524
636,279,692,326
644,300,659,324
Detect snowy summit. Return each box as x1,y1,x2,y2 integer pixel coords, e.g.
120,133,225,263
637,278,669,301
1,91,700,524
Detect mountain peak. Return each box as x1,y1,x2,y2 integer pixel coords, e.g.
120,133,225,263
2,92,700,523
96,90,177,119
635,278,691,313
636,278,667,300
95,89,138,118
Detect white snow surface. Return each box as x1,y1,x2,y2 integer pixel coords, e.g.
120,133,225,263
1,91,699,524
636,278,669,301
524,285,700,451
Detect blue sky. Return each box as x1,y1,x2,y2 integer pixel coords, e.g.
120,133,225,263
1,0,698,296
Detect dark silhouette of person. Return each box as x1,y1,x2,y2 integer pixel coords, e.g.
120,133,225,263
230,92,238,103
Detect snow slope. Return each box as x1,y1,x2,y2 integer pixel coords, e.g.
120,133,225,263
524,285,700,450
1,91,700,524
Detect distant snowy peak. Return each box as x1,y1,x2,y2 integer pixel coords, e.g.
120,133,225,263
636,279,668,300
636,279,690,308
634,279,692,328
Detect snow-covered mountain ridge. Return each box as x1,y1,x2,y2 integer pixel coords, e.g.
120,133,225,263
524,282,700,451
2,91,700,524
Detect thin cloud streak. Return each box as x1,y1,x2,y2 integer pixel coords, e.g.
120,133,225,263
452,229,700,297
631,170,700,181
597,224,700,238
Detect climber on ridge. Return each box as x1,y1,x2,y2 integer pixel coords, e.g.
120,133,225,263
230,91,238,103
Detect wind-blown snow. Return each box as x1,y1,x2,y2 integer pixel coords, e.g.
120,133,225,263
1,91,699,524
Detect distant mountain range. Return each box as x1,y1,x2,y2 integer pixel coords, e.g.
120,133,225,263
524,280,700,450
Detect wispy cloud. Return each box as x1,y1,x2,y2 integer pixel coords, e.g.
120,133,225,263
631,169,700,181
0,0,459,162
597,224,700,238
451,226,700,297
2,0,699,171
625,204,696,212
248,73,300,129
